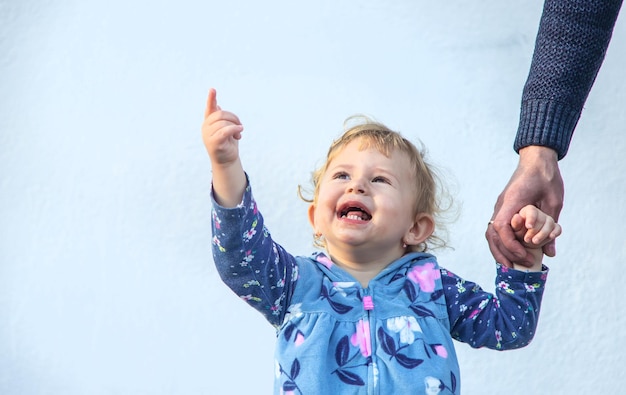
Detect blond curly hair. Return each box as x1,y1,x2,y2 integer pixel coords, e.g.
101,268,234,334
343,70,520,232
299,116,454,252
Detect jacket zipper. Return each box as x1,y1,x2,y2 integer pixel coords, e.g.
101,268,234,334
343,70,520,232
362,291,376,394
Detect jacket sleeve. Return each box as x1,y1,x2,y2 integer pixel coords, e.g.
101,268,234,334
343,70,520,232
515,0,623,159
211,178,298,328
442,265,549,350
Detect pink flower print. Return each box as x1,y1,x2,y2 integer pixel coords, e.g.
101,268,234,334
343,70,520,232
212,211,222,229
317,255,333,269
525,283,540,292
408,262,440,292
468,298,489,320
294,332,305,347
497,281,515,294
433,344,448,358
468,309,480,320
351,319,371,357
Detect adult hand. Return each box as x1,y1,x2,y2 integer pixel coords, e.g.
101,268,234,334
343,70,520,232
486,146,564,268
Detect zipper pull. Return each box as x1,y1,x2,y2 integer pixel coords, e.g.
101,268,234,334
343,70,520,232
363,295,374,311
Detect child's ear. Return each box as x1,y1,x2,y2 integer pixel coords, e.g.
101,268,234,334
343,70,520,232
307,204,316,229
404,213,435,246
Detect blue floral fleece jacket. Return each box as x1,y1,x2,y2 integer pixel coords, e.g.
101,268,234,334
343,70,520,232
211,182,548,395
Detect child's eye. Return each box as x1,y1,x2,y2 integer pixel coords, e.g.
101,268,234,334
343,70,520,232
333,172,349,180
372,176,390,184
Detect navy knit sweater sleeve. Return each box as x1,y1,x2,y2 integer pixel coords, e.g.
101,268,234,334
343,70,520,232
515,0,622,159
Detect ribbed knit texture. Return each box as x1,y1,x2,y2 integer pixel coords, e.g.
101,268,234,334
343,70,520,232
515,0,622,159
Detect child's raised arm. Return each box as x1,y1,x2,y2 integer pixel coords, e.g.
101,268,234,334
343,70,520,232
510,205,562,271
202,88,247,207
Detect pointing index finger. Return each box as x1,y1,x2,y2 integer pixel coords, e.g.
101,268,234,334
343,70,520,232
204,88,218,119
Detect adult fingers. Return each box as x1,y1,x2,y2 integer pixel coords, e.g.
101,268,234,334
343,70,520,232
538,180,564,222
490,201,528,260
486,224,531,268
542,239,556,257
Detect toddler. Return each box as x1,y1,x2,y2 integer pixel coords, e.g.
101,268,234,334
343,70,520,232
203,89,561,394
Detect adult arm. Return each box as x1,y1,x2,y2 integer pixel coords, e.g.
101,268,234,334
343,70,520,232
487,0,623,267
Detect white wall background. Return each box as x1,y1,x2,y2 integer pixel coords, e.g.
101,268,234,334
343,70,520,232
1,1,624,394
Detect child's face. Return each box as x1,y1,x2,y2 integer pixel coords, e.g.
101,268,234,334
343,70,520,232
308,139,427,261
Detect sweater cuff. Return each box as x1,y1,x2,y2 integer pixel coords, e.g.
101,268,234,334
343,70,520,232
514,99,581,160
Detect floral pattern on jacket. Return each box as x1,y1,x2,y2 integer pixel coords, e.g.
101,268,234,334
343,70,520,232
211,181,548,394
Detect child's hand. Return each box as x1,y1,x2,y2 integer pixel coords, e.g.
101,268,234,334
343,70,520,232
202,88,247,208
510,205,562,270
511,205,561,248
202,88,244,166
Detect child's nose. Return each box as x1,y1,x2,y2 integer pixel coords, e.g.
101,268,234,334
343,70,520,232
347,179,366,194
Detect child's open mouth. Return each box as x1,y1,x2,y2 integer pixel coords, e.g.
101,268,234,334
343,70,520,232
338,204,372,221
